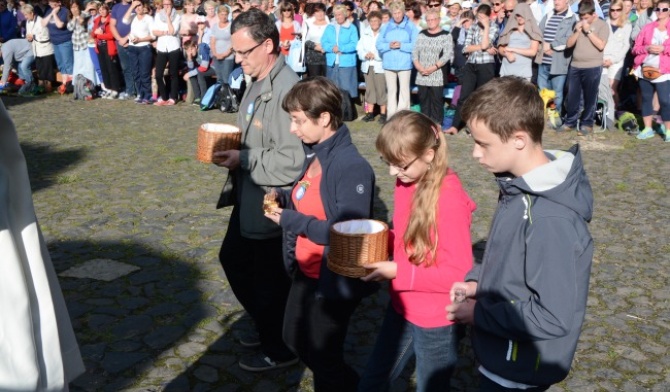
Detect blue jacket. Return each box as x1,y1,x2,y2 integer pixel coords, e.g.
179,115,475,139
0,10,17,42
465,144,594,386
376,16,419,71
278,125,379,300
321,20,359,68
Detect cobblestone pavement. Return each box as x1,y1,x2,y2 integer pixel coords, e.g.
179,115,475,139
5,94,669,392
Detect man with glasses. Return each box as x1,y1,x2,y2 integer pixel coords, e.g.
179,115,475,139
561,0,609,136
214,8,304,373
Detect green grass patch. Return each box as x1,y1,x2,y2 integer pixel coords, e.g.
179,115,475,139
172,156,190,163
55,174,79,184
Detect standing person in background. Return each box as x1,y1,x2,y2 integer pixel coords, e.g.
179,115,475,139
631,0,670,141
210,5,234,86
266,77,377,392
92,3,123,98
276,1,300,56
180,0,198,44
303,1,328,77
498,3,542,81
357,10,387,122
560,0,609,136
412,8,453,126
42,0,73,89
213,8,304,373
322,4,359,103
359,110,476,392
68,0,96,85
445,4,498,135
25,3,57,92
377,1,419,119
124,0,154,104
84,1,103,87
110,0,135,99
151,0,181,106
535,0,575,123
0,0,18,42
599,0,631,128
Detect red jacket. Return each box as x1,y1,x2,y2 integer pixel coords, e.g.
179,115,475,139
92,16,117,56
390,171,476,328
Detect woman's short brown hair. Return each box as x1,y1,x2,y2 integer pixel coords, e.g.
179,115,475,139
282,76,343,131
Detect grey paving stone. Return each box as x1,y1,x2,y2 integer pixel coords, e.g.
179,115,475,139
112,315,154,339
144,326,186,350
176,342,208,359
194,365,219,383
101,352,150,373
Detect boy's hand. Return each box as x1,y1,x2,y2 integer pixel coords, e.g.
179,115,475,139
446,298,476,324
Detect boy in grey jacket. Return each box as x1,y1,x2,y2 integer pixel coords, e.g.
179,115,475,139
447,77,594,391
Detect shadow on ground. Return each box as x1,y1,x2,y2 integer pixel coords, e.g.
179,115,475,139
21,142,87,193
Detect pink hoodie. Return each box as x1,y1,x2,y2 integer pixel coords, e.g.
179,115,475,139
632,18,670,73
389,171,477,328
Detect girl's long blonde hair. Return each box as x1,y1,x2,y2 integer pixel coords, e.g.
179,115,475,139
376,111,449,266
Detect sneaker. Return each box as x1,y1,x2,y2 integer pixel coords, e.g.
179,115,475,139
164,98,176,106
660,125,670,142
192,98,201,106
154,98,167,106
377,114,387,125
237,329,260,348
118,92,130,100
361,113,375,122
577,126,593,137
104,91,118,99
556,124,575,133
134,96,143,103
238,353,299,372
636,127,655,140
135,98,148,105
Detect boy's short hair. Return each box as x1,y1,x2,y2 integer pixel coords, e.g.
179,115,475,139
476,3,491,15
578,0,595,14
461,76,544,144
183,39,197,49
367,10,381,19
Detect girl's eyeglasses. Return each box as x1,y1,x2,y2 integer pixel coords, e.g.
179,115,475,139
380,156,420,172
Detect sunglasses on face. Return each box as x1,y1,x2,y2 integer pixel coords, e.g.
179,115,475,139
493,2,501,5
655,6,670,11
427,3,440,7
609,7,622,11
504,9,513,14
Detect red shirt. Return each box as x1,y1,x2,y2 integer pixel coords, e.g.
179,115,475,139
390,171,477,328
293,171,326,278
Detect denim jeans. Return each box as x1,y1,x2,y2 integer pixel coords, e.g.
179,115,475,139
116,43,135,95
53,40,74,75
212,58,234,85
18,55,35,85
565,66,602,129
127,45,153,100
359,305,459,392
537,64,567,116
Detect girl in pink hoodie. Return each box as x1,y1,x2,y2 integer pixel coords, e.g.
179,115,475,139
359,110,476,392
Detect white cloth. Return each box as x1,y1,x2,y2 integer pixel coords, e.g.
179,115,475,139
0,100,85,391
152,9,181,52
25,15,54,57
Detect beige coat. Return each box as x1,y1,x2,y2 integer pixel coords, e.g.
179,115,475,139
25,15,54,57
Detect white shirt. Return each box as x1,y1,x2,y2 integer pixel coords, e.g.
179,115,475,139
152,10,181,52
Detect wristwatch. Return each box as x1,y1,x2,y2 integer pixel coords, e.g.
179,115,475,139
585,30,593,35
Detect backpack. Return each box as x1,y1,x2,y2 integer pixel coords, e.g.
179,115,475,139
73,74,94,100
617,112,640,135
200,81,223,111
219,84,239,113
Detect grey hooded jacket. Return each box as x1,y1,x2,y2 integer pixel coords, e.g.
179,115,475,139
465,144,594,386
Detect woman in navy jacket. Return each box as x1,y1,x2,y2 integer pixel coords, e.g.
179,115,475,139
265,77,377,391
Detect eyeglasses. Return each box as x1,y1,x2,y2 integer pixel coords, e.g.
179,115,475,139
493,2,502,5
232,39,266,59
609,7,622,11
504,9,513,14
655,7,670,11
427,3,441,7
380,156,420,172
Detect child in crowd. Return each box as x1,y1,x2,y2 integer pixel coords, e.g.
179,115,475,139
182,38,215,103
447,77,594,391
359,110,476,392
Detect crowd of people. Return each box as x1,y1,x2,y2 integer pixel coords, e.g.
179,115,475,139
0,0,668,141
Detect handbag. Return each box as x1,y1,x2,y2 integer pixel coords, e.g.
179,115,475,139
642,65,662,80
286,39,306,73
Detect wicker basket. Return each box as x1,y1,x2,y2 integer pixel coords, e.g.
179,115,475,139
197,123,241,163
327,219,389,278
